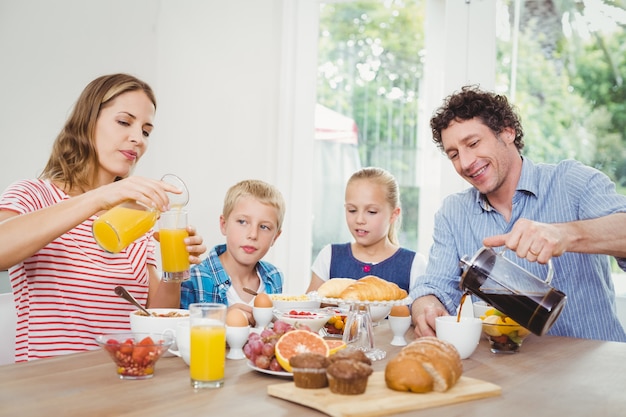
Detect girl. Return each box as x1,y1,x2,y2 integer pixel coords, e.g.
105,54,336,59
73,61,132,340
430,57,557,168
0,73,206,361
307,167,426,293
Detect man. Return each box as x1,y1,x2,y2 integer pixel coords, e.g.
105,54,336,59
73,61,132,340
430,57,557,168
410,85,626,342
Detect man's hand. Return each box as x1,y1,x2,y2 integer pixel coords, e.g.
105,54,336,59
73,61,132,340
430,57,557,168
411,295,448,337
483,218,567,264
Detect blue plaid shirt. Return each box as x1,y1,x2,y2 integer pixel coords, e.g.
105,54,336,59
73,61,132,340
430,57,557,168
410,158,626,342
180,244,283,308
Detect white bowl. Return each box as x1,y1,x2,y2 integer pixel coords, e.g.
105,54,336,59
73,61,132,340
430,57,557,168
129,308,189,356
337,303,392,324
269,294,321,310
273,307,334,332
472,301,492,318
369,304,392,323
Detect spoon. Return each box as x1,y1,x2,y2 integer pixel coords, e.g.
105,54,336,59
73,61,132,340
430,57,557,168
242,287,258,297
114,286,153,316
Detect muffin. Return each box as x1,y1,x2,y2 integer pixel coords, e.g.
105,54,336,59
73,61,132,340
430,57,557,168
326,359,373,395
328,348,372,365
289,353,330,389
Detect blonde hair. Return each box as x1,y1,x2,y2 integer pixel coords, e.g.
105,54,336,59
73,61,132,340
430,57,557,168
347,167,402,245
222,180,286,231
39,73,156,192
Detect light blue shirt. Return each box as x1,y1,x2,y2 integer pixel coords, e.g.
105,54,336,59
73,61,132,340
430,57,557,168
410,158,626,342
180,244,283,309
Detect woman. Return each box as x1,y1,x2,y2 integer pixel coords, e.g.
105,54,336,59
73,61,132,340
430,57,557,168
0,73,206,361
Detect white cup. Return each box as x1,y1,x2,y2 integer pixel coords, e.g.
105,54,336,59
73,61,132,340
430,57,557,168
168,321,190,365
435,315,482,359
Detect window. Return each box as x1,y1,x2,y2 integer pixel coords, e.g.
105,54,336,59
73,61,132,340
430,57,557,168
313,0,426,259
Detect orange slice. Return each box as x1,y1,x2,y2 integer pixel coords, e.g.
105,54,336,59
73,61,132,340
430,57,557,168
325,339,347,355
274,329,330,372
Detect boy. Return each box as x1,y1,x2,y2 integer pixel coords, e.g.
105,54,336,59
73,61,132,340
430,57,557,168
180,179,285,325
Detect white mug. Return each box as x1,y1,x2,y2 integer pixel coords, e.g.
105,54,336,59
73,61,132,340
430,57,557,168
435,315,482,359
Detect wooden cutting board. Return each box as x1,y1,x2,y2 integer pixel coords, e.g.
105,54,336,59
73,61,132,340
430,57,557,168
267,372,501,417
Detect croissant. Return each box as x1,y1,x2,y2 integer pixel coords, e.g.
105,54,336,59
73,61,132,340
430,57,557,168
317,278,356,298
338,275,408,301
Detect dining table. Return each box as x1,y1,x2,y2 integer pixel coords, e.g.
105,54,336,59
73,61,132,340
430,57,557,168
1,322,624,417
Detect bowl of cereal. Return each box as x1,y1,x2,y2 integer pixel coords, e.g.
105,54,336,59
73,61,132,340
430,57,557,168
129,308,189,356
269,293,321,310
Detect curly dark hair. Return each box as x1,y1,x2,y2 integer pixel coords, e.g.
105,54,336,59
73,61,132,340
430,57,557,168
429,85,524,153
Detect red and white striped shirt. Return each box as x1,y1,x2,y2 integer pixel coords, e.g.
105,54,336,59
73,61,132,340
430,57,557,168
0,179,157,362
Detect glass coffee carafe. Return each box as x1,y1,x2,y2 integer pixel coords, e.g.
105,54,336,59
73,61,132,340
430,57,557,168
459,246,567,336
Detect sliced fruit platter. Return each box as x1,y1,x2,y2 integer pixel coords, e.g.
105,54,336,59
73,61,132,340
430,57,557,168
243,319,346,376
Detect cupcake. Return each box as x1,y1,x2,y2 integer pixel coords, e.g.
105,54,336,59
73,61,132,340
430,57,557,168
289,353,330,389
329,348,372,365
326,359,373,395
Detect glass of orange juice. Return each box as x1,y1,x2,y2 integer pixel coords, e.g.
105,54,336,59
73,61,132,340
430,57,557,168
189,303,227,389
158,209,190,282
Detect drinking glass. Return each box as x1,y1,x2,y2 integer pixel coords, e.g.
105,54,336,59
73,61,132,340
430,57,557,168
158,209,190,282
189,303,227,389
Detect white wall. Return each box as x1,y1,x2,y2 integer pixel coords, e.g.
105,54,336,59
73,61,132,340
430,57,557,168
0,0,318,293
417,0,496,256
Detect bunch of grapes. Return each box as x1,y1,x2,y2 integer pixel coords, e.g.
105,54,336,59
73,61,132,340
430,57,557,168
243,320,294,371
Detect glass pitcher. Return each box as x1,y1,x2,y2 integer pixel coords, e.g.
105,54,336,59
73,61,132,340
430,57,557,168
459,246,567,336
93,174,188,253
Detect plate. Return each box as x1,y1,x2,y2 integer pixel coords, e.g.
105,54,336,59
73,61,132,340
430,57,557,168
246,361,292,378
309,292,412,307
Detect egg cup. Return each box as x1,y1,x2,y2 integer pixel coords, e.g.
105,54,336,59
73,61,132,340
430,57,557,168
252,306,274,329
388,315,412,346
226,325,250,360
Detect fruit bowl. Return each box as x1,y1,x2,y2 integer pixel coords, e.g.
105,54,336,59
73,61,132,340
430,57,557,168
323,308,348,337
273,308,335,333
481,311,531,353
95,332,174,379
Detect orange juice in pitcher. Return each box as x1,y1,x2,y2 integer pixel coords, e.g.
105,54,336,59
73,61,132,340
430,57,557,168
92,174,189,254
93,202,158,253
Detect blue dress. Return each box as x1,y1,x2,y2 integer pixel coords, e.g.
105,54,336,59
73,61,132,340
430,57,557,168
328,243,416,292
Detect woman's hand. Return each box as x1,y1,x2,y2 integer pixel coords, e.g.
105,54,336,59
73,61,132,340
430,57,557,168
184,225,206,264
153,224,206,264
92,176,184,213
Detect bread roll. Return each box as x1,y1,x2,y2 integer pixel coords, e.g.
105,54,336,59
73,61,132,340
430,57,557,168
339,275,408,301
385,352,434,393
317,278,356,298
384,336,462,393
